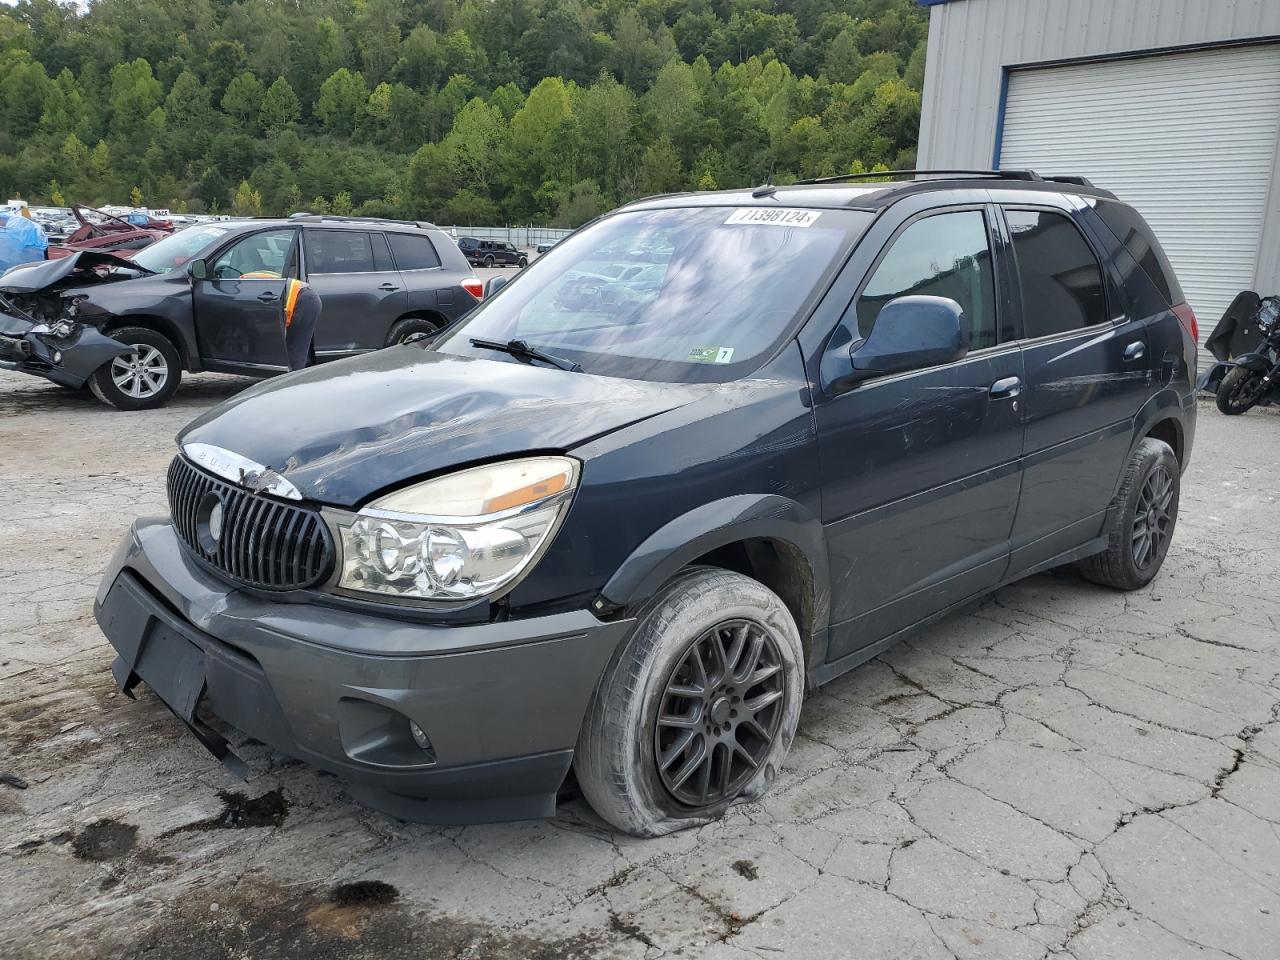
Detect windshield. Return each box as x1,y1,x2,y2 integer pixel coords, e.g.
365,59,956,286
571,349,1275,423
131,224,234,274
436,206,872,382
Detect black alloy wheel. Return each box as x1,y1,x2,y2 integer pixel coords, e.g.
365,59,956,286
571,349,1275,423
1132,463,1174,571
653,619,785,807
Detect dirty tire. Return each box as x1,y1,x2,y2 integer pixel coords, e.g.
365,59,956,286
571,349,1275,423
386,316,442,347
88,327,181,411
1215,365,1264,415
1077,437,1179,590
574,568,804,837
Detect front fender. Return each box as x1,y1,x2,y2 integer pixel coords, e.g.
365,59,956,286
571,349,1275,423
597,493,830,639
24,324,133,387
1231,351,1272,373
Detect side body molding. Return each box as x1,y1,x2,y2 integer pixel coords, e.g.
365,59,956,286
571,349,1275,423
598,494,831,666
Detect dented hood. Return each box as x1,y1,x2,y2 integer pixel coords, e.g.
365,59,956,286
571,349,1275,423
0,250,150,293
177,348,701,506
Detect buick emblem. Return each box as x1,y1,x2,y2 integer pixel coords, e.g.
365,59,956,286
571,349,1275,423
197,492,226,555
208,500,224,543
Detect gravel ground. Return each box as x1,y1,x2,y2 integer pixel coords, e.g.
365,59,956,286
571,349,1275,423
1,366,1278,960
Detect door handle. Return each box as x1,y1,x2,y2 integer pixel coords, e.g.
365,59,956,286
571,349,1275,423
257,292,279,303
989,376,1023,399
1123,341,1146,361
378,283,400,291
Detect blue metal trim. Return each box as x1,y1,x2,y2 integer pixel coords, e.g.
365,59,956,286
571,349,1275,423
917,0,962,6
992,66,1010,167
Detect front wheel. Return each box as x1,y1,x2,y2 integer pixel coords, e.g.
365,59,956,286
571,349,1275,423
574,569,804,837
88,327,181,410
483,255,495,268
1216,365,1266,415
1077,437,1179,590
518,256,528,268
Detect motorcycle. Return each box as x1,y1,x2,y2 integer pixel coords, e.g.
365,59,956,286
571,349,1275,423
1199,294,1280,415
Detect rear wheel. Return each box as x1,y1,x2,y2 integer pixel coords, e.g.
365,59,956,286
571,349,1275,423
574,569,803,837
386,316,442,347
1215,365,1266,415
1077,437,1179,590
88,327,181,410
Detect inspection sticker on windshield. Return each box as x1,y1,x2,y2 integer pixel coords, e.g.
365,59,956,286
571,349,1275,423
725,208,822,228
689,346,735,364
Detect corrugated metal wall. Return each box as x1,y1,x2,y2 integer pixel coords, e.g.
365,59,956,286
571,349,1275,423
918,0,1280,306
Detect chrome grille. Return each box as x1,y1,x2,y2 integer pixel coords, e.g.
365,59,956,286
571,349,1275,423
166,456,333,591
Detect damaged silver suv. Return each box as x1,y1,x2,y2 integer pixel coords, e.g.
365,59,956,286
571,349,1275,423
94,172,1197,835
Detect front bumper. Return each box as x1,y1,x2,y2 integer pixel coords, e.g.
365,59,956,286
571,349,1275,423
94,518,633,824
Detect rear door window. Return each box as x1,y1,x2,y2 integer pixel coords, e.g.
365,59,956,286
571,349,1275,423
854,209,999,350
1006,209,1108,338
387,233,442,270
304,230,375,274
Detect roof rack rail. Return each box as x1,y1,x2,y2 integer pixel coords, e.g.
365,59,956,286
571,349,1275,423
1042,175,1096,188
288,212,438,229
794,168,1043,185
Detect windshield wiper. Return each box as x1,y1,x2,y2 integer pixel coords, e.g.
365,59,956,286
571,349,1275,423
469,337,583,373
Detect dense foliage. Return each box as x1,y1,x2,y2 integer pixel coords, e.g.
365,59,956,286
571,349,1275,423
0,0,926,225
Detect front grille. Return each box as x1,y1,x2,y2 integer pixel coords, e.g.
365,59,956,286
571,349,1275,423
167,456,334,591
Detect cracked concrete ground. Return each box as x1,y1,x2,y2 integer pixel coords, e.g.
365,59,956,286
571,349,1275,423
1,371,1278,960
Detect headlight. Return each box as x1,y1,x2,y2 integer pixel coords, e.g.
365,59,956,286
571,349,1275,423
334,457,579,602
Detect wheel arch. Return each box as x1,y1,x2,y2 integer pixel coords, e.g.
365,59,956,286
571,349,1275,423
597,495,830,672
102,314,192,370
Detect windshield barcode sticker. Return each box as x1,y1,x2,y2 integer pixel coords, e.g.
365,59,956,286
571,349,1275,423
725,208,822,228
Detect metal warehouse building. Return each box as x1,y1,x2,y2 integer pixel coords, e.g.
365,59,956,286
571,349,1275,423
917,0,1280,347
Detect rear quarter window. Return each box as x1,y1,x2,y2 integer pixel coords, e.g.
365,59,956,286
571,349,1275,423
1094,200,1183,308
387,233,442,270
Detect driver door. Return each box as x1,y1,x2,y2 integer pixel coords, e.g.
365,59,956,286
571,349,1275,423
815,206,1025,663
192,228,298,373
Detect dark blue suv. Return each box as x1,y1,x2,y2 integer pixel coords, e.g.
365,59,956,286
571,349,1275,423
94,171,1197,836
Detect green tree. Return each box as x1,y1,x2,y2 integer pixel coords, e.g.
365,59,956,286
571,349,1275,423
231,179,263,216
259,77,301,134
222,71,264,126
107,58,162,142
316,68,369,136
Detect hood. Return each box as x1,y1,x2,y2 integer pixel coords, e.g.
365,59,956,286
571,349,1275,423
178,348,702,506
0,250,150,294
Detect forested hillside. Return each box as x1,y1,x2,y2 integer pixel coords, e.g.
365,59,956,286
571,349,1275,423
0,0,927,225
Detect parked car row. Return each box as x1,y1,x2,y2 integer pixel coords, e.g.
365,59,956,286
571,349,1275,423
0,214,484,409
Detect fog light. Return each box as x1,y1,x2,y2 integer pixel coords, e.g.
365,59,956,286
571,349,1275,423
409,720,432,752
51,350,62,364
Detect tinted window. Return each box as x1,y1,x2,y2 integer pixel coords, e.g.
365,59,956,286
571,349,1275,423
388,232,442,270
305,230,374,273
1094,200,1181,306
210,228,296,279
1007,210,1107,338
855,210,997,350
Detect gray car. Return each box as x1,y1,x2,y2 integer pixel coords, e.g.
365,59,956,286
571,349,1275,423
0,215,483,410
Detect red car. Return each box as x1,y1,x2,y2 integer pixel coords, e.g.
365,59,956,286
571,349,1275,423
46,204,172,259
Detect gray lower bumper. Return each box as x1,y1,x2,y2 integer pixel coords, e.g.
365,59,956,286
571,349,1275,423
94,518,633,824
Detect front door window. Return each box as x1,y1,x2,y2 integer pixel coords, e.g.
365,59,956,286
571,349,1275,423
209,229,297,280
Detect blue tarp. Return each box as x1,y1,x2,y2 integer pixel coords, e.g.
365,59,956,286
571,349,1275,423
0,215,49,274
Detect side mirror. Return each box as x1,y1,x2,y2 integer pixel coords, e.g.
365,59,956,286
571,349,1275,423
485,275,509,297
189,259,207,280
841,295,969,387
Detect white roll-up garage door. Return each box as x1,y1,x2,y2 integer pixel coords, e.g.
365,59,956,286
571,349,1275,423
999,44,1280,351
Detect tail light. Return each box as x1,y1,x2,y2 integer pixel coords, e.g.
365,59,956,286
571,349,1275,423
461,278,484,301
1172,302,1198,342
